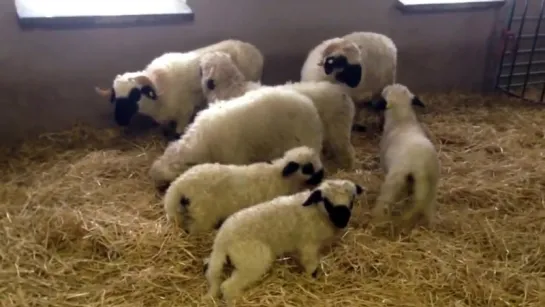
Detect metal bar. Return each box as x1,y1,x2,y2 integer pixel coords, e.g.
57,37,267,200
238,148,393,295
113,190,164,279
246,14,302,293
521,0,545,96
513,16,545,21
504,47,545,55
500,70,545,78
539,2,545,102
502,60,545,67
494,0,518,89
497,86,545,104
499,80,545,87
505,0,529,91
520,33,545,39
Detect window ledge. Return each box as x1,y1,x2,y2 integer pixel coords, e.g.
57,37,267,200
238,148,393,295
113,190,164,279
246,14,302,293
15,0,194,30
396,0,506,13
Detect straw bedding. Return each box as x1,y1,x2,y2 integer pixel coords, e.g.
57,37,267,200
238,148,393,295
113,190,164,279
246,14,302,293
1,92,544,307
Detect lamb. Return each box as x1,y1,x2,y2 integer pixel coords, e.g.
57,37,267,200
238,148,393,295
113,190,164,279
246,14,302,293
198,52,356,172
199,51,262,103
204,179,364,304
148,86,324,189
368,83,440,231
163,146,325,234
94,39,264,140
300,31,397,132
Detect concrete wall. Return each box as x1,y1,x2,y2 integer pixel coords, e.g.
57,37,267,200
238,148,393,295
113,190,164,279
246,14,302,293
0,0,507,142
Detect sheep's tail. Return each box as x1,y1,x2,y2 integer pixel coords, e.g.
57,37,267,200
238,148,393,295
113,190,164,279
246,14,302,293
401,171,435,223
204,247,229,298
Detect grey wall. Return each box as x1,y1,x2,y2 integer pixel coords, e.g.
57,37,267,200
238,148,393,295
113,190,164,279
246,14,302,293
0,0,508,142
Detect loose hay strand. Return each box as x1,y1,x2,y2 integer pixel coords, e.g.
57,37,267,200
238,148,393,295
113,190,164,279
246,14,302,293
1,93,545,306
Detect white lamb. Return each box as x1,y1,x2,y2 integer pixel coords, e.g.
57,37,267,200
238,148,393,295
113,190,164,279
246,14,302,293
198,52,356,172
199,51,262,103
94,39,264,139
148,86,324,189
300,31,397,131
369,83,440,230
204,179,364,304
163,146,325,234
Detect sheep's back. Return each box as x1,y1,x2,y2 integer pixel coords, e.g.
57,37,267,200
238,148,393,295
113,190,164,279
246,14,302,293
193,88,323,164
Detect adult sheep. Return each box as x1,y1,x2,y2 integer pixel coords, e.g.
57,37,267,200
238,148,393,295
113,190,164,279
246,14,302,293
300,31,397,132
369,83,440,231
164,146,325,234
94,39,264,140
199,51,356,172
204,179,364,305
148,86,323,189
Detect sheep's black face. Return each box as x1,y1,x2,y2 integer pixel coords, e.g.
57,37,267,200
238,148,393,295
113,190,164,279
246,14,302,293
281,161,324,186
323,55,362,88
301,189,351,228
113,88,141,126
323,55,348,75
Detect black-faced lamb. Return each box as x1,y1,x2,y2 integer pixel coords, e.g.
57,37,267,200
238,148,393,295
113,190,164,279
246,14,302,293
369,83,440,230
94,39,264,140
164,146,325,234
204,179,364,304
198,52,356,172
148,86,324,189
300,31,397,132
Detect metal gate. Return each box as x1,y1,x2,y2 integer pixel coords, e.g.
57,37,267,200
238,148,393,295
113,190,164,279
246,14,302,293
495,0,545,103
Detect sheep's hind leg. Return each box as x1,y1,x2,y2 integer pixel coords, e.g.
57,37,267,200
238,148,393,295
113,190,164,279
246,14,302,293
371,173,407,226
220,241,274,305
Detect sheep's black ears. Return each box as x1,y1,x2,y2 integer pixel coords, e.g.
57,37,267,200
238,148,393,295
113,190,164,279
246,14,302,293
336,64,362,88
412,96,425,108
128,87,142,102
373,97,388,111
302,190,323,207
355,184,364,195
328,207,351,228
282,161,300,177
141,85,158,100
206,79,216,90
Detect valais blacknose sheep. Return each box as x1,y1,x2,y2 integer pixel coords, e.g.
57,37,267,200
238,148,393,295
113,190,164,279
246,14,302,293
300,31,397,131
199,52,356,172
94,40,264,139
163,146,325,234
205,179,364,304
148,87,323,189
370,83,440,230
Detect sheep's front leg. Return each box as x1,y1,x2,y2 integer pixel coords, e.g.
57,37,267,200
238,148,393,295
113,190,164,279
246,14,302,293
298,244,321,278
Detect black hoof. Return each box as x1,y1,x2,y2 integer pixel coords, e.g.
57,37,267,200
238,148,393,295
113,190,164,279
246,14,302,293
203,262,209,274
351,124,367,132
311,269,318,278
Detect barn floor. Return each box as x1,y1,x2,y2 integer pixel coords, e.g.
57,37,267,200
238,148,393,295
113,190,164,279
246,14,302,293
1,92,544,307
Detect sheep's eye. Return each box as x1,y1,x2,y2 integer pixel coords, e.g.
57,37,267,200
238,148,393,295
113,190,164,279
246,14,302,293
141,85,157,100
206,79,216,90
301,163,315,175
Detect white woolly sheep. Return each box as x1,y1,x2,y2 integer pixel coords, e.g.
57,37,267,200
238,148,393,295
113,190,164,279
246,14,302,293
198,52,356,172
94,39,264,139
148,86,324,189
204,179,364,304
163,146,325,234
199,51,262,103
369,83,440,230
300,31,397,131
